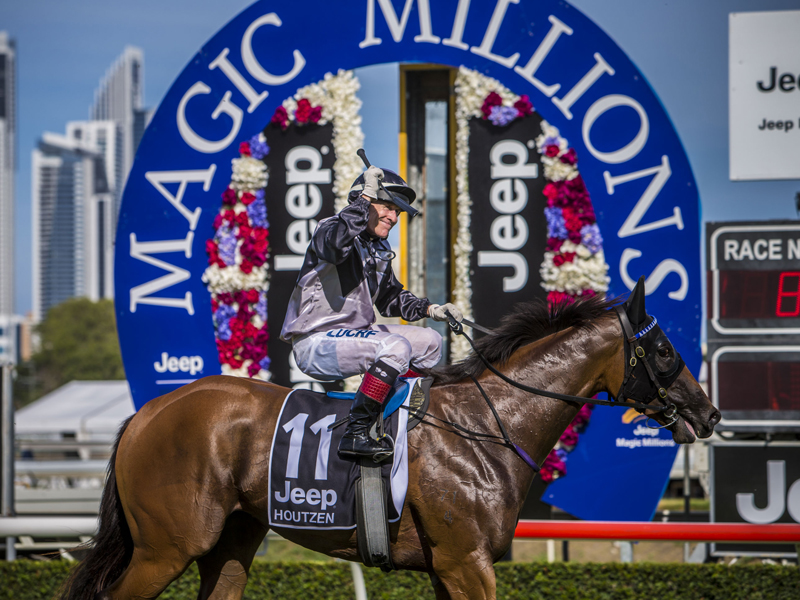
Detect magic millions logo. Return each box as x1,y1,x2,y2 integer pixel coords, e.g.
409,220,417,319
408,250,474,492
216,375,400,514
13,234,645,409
115,0,702,410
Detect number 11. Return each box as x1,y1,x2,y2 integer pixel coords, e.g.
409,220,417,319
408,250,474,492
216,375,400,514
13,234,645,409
282,413,337,480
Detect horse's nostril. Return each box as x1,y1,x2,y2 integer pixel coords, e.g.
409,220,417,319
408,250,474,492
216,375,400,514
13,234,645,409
709,410,721,427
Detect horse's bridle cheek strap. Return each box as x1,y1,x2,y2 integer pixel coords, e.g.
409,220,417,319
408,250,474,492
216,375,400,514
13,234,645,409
613,306,684,409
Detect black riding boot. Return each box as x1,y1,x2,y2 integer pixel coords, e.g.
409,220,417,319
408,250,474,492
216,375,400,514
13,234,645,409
337,390,390,459
338,360,400,460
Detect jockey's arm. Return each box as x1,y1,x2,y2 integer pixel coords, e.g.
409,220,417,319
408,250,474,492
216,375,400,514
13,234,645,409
310,197,371,265
374,268,431,322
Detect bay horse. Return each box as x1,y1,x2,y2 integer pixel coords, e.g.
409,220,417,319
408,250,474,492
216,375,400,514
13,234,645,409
59,280,720,600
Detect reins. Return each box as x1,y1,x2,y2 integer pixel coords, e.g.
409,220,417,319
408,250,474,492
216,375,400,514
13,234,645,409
446,313,676,415
413,309,680,472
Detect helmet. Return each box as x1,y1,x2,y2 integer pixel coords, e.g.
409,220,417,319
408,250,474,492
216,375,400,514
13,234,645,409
348,168,419,217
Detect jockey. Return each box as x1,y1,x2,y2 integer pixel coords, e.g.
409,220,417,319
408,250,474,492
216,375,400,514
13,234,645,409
281,165,462,460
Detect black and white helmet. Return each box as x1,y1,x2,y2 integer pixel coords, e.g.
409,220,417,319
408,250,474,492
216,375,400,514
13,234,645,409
348,168,418,216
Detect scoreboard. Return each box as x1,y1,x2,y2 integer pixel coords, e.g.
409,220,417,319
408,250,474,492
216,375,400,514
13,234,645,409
707,222,800,431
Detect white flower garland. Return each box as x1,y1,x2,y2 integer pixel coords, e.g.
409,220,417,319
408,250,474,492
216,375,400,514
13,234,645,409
452,66,609,360
282,70,364,212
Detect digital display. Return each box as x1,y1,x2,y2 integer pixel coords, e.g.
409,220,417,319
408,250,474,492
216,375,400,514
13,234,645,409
707,222,800,430
717,270,800,319
714,359,800,416
708,223,800,334
709,347,800,429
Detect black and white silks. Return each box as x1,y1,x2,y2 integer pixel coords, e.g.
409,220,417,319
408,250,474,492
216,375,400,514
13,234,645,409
280,197,431,344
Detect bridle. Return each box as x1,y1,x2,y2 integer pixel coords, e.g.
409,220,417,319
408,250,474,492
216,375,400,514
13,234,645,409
612,305,684,428
438,305,686,471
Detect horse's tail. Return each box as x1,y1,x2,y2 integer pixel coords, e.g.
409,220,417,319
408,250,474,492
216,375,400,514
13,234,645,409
58,415,135,600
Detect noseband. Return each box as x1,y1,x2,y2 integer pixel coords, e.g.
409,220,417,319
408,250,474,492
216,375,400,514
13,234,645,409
613,306,685,428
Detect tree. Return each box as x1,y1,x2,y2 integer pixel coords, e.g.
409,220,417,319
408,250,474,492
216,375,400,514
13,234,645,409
28,298,125,400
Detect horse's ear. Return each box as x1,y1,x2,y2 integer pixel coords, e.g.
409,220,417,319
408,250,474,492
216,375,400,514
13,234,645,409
624,276,648,329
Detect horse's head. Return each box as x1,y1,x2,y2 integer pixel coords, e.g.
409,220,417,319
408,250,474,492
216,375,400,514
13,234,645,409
614,277,721,444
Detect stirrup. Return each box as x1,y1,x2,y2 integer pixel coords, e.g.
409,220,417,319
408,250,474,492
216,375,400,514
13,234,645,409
372,433,395,463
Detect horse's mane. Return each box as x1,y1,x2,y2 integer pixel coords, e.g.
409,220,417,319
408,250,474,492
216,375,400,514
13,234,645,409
428,295,620,384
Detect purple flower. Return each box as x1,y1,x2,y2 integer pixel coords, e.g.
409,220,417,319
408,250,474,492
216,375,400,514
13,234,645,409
249,134,270,160
215,303,237,341
256,290,268,322
543,136,560,148
488,105,519,127
544,207,567,239
580,223,603,254
259,355,272,371
247,190,269,228
215,225,238,266
555,448,568,461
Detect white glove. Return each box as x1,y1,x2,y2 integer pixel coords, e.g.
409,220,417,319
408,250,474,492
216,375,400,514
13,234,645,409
428,303,463,323
362,166,384,200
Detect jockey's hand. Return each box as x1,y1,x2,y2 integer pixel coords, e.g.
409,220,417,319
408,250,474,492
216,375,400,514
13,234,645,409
428,303,463,323
363,166,384,200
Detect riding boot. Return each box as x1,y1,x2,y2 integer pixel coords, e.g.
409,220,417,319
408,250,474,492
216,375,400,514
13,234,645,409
338,360,400,460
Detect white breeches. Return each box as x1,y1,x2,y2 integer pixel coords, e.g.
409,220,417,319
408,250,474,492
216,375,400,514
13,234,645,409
292,324,443,381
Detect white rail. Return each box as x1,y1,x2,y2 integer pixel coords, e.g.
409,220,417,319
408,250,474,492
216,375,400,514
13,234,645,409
0,517,98,537
15,460,108,478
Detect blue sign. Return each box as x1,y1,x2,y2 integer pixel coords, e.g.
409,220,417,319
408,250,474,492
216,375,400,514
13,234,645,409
115,0,701,509
543,406,680,521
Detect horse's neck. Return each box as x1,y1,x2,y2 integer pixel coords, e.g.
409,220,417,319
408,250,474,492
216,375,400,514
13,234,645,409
490,320,622,471
510,320,621,399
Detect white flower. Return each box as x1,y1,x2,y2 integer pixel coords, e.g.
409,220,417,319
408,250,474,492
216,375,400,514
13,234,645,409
201,264,269,295
540,250,610,294
231,156,268,191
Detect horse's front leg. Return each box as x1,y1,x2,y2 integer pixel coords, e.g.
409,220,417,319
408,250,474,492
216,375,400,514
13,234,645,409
408,494,501,600
430,547,497,600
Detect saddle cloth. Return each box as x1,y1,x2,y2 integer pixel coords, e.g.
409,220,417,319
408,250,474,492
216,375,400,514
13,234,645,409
267,378,423,531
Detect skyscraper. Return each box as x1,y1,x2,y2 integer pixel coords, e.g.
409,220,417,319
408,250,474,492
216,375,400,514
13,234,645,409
31,47,151,322
32,124,116,322
0,32,16,364
90,46,146,217
0,32,16,319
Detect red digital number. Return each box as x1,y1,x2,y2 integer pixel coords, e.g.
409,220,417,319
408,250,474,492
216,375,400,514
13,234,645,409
776,272,800,317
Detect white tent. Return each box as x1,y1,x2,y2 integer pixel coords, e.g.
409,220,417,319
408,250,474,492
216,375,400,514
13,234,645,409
15,380,135,441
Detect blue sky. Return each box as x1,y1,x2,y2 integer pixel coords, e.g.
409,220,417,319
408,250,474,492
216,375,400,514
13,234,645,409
5,0,800,315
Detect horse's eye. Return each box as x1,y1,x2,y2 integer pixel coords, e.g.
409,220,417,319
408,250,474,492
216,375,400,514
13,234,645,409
657,345,671,358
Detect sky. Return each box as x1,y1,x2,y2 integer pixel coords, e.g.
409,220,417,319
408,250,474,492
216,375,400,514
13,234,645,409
4,0,800,316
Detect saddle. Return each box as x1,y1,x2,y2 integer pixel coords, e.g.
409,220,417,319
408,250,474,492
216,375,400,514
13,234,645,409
268,377,432,572
326,375,432,432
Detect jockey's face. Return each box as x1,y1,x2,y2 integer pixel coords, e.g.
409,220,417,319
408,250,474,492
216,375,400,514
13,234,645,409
366,197,400,239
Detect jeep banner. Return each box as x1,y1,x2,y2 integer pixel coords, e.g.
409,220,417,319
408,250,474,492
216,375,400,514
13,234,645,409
468,116,548,329
263,122,338,390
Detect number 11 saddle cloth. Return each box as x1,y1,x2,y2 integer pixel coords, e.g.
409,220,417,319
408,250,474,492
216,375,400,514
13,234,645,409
267,377,428,531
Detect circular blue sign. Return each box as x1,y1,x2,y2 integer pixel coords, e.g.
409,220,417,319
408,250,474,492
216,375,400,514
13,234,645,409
116,0,702,410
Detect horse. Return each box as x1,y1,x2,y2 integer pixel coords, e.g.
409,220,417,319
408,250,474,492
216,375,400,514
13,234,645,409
59,279,720,600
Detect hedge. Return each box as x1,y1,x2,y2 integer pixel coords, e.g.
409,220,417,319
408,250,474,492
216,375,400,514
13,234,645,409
1,561,798,600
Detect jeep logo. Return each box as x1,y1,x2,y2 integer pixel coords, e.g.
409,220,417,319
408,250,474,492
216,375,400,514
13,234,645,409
153,352,204,375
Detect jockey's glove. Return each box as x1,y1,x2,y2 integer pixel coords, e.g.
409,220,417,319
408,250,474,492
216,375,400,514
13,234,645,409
428,303,463,323
363,166,384,200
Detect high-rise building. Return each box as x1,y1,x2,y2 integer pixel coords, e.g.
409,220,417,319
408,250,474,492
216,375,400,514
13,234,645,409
31,47,151,323
0,32,16,320
90,46,146,216
0,32,16,364
32,125,116,322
